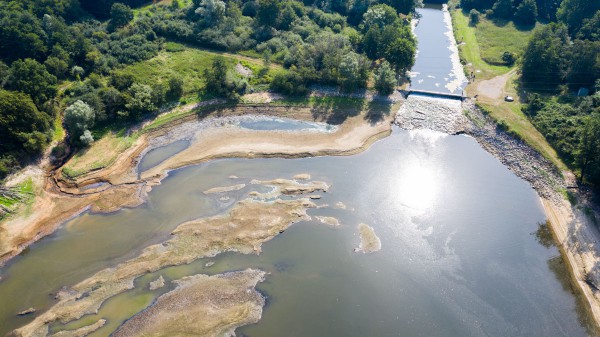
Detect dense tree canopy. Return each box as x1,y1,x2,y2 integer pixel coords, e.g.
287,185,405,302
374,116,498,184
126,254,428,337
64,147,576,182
4,58,57,108
0,90,51,155
0,0,421,179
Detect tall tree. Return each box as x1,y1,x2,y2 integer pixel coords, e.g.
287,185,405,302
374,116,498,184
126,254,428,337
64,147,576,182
362,4,398,30
0,8,47,62
514,0,538,26
64,100,95,142
195,0,226,25
374,61,397,95
256,0,281,27
491,0,513,19
338,51,369,91
567,40,600,89
557,0,600,35
110,3,133,28
0,90,51,154
4,59,57,108
384,38,416,72
577,112,600,183
521,23,569,89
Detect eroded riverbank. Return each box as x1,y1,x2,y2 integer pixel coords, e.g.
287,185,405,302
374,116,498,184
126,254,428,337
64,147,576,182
0,103,396,268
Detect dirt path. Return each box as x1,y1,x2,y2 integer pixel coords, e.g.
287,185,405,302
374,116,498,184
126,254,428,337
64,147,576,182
474,69,516,100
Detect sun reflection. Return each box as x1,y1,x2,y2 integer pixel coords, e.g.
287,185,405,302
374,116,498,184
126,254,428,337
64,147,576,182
394,156,440,213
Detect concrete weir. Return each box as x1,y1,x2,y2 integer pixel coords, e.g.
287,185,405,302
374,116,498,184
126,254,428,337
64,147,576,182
399,89,466,101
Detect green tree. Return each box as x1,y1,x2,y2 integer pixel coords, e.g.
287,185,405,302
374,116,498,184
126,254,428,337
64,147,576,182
5,59,57,108
338,51,369,92
44,57,69,79
362,4,398,30
168,76,185,99
195,0,226,25
110,3,133,28
64,100,95,143
362,27,381,59
384,38,415,72
567,40,600,89
491,0,513,19
204,57,228,95
381,0,416,15
374,61,397,95
79,129,94,145
0,90,51,154
469,9,481,25
0,61,8,84
126,83,156,117
577,112,600,183
0,8,47,62
557,0,600,35
521,23,569,89
256,0,281,27
514,0,538,26
576,11,600,41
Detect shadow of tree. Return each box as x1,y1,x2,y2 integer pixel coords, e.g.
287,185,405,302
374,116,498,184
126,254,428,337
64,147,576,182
310,97,365,125
364,99,393,125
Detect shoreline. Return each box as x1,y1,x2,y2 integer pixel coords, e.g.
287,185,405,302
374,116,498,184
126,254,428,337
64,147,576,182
0,103,397,268
2,94,600,333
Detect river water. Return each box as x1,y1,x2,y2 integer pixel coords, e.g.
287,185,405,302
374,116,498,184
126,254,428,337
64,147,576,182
0,5,592,337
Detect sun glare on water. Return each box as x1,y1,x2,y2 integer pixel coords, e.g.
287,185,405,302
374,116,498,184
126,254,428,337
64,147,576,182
393,130,445,212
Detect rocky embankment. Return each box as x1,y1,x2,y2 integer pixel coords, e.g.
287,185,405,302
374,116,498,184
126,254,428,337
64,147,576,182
395,95,565,204
395,93,600,332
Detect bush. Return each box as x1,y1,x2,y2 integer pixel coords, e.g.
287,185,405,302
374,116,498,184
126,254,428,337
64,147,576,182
469,9,481,25
64,100,95,143
374,61,397,96
168,76,185,99
270,71,308,96
502,51,516,66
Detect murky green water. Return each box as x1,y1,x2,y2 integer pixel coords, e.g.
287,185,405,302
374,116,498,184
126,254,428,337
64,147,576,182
0,128,591,336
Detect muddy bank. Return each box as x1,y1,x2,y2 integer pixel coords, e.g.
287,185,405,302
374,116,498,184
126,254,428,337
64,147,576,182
112,270,266,337
10,178,326,336
0,104,395,267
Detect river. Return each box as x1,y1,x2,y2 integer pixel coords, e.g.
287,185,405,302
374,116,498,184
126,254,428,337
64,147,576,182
0,5,592,337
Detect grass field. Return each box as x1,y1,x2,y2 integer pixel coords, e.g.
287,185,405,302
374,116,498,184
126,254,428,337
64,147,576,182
451,10,538,80
113,45,281,100
452,10,510,80
476,74,569,172
0,178,34,220
62,132,137,179
475,18,539,65
451,9,567,172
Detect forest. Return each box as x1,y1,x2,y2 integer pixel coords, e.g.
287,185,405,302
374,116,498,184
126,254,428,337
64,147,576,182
0,0,419,180
461,0,600,185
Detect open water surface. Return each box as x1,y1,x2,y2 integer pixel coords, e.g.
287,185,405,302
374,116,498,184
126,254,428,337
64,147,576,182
0,128,591,336
0,5,591,336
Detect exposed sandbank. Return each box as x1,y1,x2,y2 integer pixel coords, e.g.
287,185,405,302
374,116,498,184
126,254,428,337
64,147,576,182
541,198,600,334
0,104,395,267
11,178,325,336
203,184,246,194
356,223,381,253
112,270,266,337
315,216,340,227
